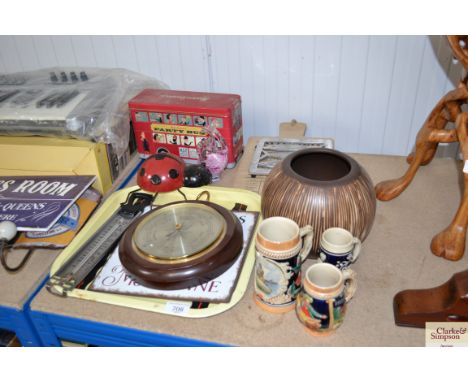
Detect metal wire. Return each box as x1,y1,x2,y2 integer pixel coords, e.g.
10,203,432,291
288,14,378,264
0,240,35,273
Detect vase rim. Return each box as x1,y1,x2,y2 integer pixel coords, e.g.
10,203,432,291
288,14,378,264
282,148,360,185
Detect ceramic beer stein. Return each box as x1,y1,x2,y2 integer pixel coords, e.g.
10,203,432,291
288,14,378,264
254,216,313,313
295,262,357,335
319,227,361,269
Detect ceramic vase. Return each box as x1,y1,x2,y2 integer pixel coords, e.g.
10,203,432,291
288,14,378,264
261,148,376,256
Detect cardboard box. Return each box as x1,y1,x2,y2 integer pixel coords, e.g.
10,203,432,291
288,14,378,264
0,136,112,194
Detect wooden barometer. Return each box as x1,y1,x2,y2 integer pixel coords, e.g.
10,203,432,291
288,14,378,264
119,200,243,290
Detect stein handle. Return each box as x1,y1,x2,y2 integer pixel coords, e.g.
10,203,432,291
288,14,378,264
342,268,357,303
298,225,314,263
351,237,362,263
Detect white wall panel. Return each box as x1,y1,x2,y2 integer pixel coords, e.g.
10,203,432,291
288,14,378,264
154,36,186,90
236,36,257,137
111,36,140,73
262,36,290,134
178,36,210,92
0,35,463,156
0,35,23,72
289,36,316,135
50,36,77,66
70,36,97,67
335,36,369,153
91,36,117,68
358,36,397,154
311,36,342,139
32,36,58,68
288,36,308,123
210,36,232,92
382,36,426,155
13,36,40,71
133,36,162,80
274,36,291,127
247,36,265,137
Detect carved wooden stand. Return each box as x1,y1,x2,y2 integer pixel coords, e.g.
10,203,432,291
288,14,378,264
376,36,468,261
388,37,468,328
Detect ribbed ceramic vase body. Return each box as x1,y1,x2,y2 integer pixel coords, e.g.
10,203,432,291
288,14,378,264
261,149,376,256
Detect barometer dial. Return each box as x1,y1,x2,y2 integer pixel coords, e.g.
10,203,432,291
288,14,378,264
133,203,226,260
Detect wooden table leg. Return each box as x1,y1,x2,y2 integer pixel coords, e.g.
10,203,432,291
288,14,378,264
406,100,461,165
375,86,467,201
431,112,468,261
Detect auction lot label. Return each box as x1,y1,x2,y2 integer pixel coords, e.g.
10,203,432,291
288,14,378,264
426,322,468,347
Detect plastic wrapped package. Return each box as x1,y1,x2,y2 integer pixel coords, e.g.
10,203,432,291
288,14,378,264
0,68,168,156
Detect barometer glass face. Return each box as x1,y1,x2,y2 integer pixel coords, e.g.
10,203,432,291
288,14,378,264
133,203,226,260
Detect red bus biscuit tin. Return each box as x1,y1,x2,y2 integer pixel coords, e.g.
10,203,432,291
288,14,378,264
128,89,244,168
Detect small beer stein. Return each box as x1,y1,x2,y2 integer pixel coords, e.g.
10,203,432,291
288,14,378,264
254,216,313,313
319,227,361,269
295,262,357,335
